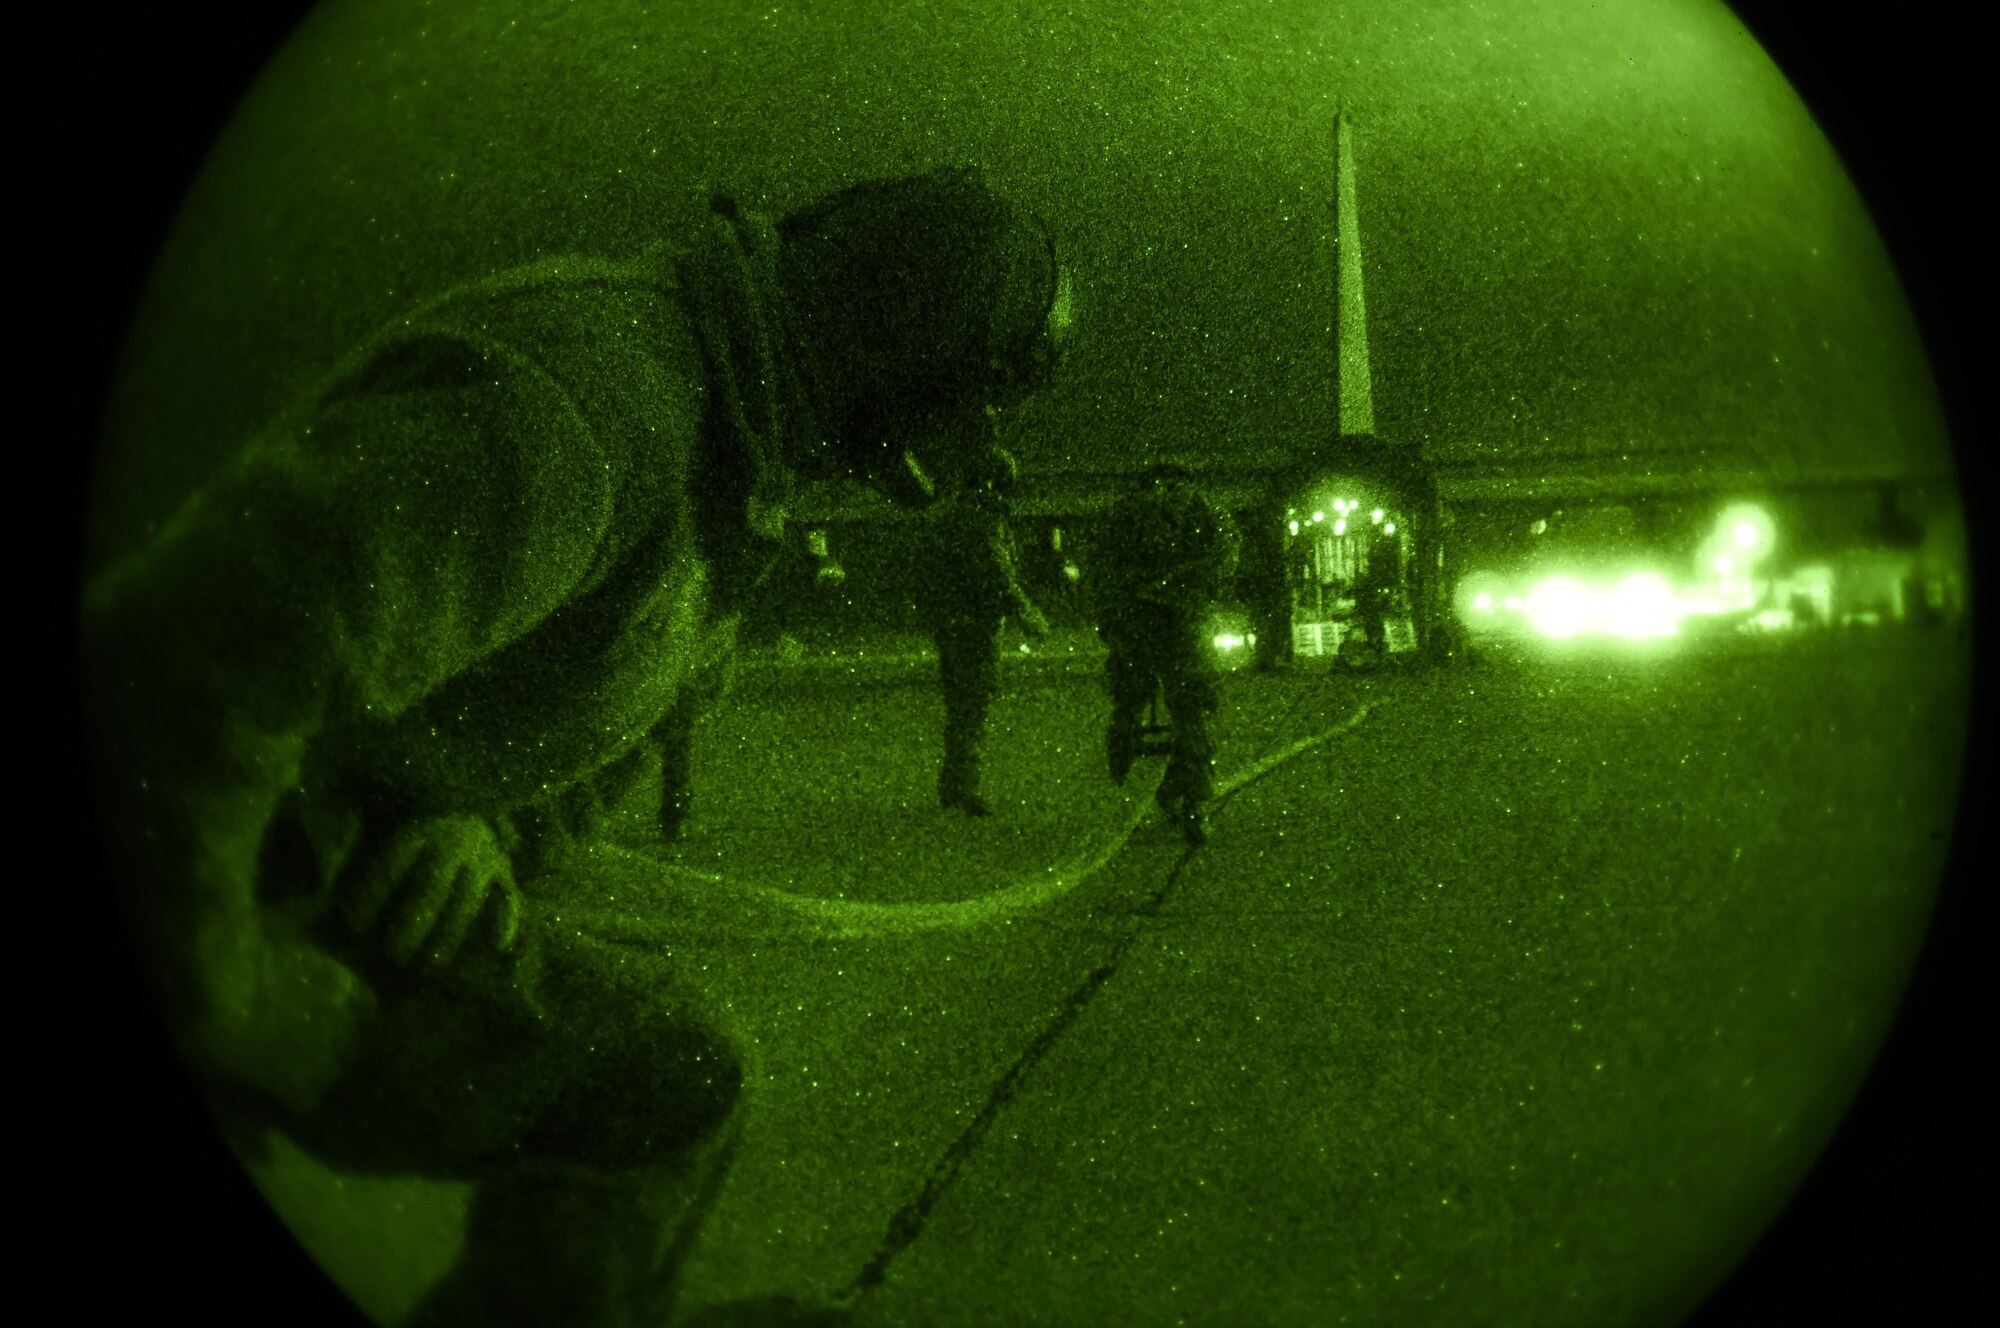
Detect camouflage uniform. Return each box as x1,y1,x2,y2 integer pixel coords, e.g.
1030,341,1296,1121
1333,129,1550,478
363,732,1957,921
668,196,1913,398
84,169,1065,1327
1238,494,1297,672
1090,468,1239,842
1350,539,1401,660
918,451,1044,815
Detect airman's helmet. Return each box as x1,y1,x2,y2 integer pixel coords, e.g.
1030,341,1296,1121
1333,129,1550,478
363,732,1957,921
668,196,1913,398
778,167,1068,499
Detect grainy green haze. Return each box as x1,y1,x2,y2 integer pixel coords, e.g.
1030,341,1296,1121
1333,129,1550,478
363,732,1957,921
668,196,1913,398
89,0,1947,565
84,2,1967,1326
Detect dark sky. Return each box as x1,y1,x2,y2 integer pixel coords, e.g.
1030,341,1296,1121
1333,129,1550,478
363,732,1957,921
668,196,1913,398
90,0,1949,551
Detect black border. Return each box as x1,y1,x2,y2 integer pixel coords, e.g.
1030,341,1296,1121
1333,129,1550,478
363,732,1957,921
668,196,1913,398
55,7,370,1323
52,3,1981,1323
1676,4,1982,1322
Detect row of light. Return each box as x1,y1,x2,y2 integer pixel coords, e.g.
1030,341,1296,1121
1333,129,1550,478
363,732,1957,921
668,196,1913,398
1289,501,1394,538
1464,505,1783,641
1467,572,1684,639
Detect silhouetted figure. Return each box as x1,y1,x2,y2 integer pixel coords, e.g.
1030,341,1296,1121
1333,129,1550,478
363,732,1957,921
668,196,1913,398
918,446,1049,816
1324,433,1459,665
1239,492,1297,672
1090,465,1239,846
1348,537,1401,665
83,166,1069,1328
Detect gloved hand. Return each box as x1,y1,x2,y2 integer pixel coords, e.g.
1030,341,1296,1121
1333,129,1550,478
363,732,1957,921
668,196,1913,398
336,814,522,970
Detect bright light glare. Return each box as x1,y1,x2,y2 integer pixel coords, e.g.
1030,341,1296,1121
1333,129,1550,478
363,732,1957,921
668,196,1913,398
1383,522,1396,535
1525,576,1591,639
1742,608,1795,633
1334,519,1347,535
1213,633,1245,650
1288,520,1300,535
1456,572,1510,625
1712,502,1776,564
1713,555,1733,574
1606,572,1681,638
1313,511,1325,523
1371,508,1385,523
1504,569,1690,639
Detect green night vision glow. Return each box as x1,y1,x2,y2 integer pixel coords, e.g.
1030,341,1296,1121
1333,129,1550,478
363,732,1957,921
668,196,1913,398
79,2,1969,1326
